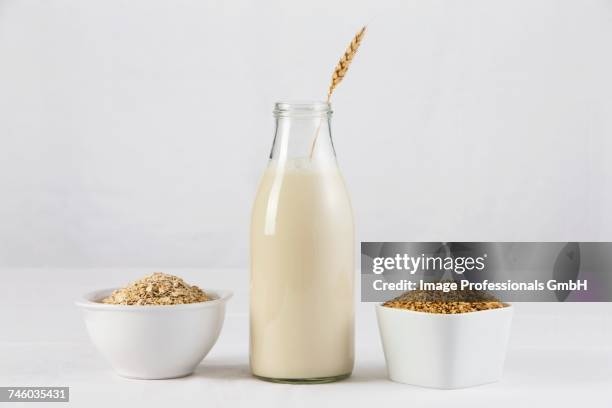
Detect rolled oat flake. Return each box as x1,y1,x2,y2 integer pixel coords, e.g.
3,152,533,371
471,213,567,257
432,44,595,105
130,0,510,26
102,272,210,306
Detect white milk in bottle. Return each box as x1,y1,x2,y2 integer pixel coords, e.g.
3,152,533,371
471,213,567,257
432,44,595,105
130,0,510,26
250,102,354,383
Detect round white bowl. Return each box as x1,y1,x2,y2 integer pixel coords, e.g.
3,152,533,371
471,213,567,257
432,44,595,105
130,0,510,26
376,303,513,389
76,288,232,379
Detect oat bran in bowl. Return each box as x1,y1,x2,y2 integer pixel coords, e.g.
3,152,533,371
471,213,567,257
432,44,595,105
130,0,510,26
376,287,513,389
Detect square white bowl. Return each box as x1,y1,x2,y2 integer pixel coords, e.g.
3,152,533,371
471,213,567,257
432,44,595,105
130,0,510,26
376,303,513,389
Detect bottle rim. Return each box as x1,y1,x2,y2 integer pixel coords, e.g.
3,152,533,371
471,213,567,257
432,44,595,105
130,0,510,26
273,101,332,117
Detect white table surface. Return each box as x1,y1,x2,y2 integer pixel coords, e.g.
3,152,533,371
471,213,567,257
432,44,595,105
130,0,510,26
1,268,611,407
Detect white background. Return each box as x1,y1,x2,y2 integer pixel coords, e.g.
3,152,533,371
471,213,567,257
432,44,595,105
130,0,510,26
2,0,612,268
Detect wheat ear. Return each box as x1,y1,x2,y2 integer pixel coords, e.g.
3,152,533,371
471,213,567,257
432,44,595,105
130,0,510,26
309,26,367,159
326,26,367,102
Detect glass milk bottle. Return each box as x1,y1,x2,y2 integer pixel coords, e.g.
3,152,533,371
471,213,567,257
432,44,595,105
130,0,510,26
250,101,354,383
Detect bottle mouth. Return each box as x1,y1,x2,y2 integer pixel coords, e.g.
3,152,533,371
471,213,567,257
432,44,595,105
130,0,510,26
273,101,332,118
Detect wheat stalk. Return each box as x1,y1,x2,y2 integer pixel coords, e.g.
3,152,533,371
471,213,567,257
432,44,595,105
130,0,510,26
310,26,367,158
326,26,367,102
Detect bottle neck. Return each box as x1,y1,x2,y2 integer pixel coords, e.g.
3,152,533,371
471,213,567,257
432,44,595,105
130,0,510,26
269,102,336,166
